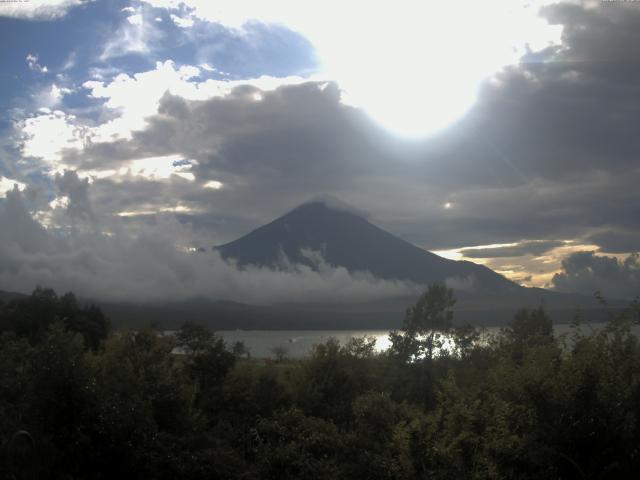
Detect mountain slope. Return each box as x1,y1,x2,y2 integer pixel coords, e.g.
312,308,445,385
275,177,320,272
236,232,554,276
217,201,520,294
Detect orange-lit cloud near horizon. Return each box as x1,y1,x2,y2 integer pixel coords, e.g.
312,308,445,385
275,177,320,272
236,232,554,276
433,241,624,289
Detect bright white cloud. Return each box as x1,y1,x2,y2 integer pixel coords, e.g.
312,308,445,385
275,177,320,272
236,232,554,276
0,177,26,197
127,13,144,25
19,110,88,171
34,84,73,109
203,180,223,190
117,202,198,217
49,195,71,210
170,13,194,28
51,84,73,100
101,8,159,60
25,53,48,73
0,0,84,20
143,0,563,136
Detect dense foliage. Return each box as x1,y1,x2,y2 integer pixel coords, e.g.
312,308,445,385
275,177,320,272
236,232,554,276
1,286,639,479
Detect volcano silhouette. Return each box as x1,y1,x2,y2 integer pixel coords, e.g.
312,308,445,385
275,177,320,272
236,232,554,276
216,200,519,295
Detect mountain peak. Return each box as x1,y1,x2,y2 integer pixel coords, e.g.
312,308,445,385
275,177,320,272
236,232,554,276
287,196,369,220
216,200,518,294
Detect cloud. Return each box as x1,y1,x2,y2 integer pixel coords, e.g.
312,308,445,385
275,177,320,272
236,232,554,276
126,13,144,26
541,1,640,64
0,177,26,198
121,155,197,181
81,60,307,142
100,7,162,60
0,188,420,304
34,84,73,109
18,109,88,172
301,195,371,220
56,79,382,232
459,240,565,258
0,188,59,256
53,61,640,258
587,229,640,254
12,60,311,185
469,3,640,180
170,13,194,28
552,251,640,300
0,0,84,20
54,170,94,222
141,0,564,136
4,1,640,296
25,54,48,74
445,275,477,293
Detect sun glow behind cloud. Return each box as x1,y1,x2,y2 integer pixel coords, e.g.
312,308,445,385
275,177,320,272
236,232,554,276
144,0,563,137
296,0,563,137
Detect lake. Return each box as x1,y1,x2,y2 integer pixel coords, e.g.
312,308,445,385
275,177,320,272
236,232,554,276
215,323,612,359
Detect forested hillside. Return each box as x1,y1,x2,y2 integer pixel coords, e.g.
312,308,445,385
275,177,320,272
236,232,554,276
1,286,639,479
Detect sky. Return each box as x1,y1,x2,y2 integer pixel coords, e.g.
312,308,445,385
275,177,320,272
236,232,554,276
0,0,638,303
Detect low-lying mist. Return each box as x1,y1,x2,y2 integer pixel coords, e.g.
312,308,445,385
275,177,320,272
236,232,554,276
0,189,421,304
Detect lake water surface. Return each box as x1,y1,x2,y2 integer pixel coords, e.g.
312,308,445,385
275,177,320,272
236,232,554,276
216,323,611,359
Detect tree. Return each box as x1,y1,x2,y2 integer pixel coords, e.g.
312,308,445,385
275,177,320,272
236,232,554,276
0,287,59,344
389,284,456,361
504,306,554,364
451,323,481,359
175,321,214,356
175,321,235,412
232,340,250,359
61,294,109,351
0,288,109,350
507,306,553,341
24,325,94,477
342,335,377,359
271,345,289,362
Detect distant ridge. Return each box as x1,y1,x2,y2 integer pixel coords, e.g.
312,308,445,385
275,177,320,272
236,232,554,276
0,289,27,303
216,200,520,295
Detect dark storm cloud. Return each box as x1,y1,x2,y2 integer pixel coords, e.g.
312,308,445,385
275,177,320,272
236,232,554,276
90,174,199,214
378,168,640,251
552,251,640,300
139,82,380,184
541,1,640,64
60,139,138,170
0,187,57,255
62,81,399,230
587,229,640,254
467,62,640,179
55,170,94,222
